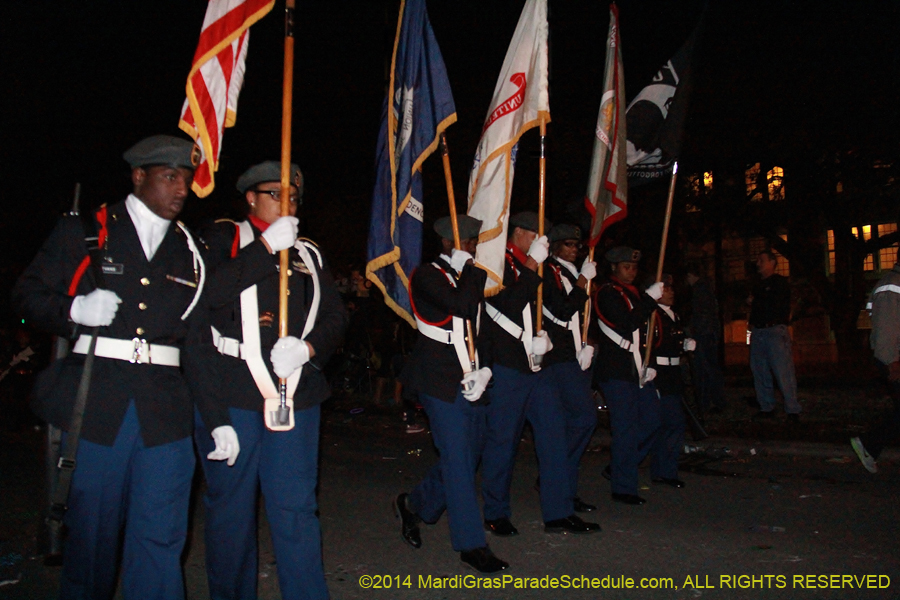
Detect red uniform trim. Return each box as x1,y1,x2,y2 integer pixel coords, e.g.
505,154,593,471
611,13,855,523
408,267,452,327
67,205,109,296
230,223,240,258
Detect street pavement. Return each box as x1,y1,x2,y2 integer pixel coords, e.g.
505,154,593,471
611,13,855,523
2,398,899,600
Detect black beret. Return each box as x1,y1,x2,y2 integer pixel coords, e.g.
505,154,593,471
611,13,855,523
509,211,551,234
123,135,199,170
434,214,482,241
605,246,641,264
548,224,582,243
236,160,304,198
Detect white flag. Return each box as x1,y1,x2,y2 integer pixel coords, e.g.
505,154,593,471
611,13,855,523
467,0,549,295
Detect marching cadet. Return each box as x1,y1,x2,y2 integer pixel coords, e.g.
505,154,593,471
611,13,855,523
644,275,693,489
196,161,347,600
593,246,664,505
12,135,236,600
536,224,601,519
393,215,504,572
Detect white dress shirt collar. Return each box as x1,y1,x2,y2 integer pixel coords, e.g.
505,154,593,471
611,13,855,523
126,194,171,261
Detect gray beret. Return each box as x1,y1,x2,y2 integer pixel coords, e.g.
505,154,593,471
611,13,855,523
509,211,551,234
434,214,482,241
123,135,199,170
236,161,304,197
548,224,582,243
605,246,641,264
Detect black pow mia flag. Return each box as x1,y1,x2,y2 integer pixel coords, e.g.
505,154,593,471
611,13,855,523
626,19,702,186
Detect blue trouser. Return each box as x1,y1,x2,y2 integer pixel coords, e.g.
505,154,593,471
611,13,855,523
409,391,487,552
750,325,800,414
651,394,685,480
60,402,194,600
693,333,726,410
482,364,540,521
196,406,327,600
600,379,661,495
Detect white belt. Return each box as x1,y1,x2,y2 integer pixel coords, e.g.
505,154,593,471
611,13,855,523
485,302,539,372
73,334,180,367
485,303,524,339
211,326,245,359
656,356,681,366
598,320,631,350
415,319,453,344
541,306,568,328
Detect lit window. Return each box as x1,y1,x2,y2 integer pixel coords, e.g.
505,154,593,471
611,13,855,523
767,166,785,201
746,163,762,201
703,171,713,192
688,174,701,197
827,229,836,274
878,223,898,270
836,181,843,194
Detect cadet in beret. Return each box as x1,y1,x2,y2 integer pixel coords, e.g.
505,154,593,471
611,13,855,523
12,134,234,600
531,224,602,526
196,160,347,600
395,214,510,572
592,246,664,505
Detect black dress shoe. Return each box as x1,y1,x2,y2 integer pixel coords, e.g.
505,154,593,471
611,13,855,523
393,493,421,548
484,517,519,537
611,493,647,505
652,477,686,488
460,546,509,573
601,465,611,481
544,515,601,534
573,497,597,512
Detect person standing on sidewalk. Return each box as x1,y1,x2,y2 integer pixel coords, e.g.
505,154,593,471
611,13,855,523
851,260,900,473
747,250,800,421
685,264,726,414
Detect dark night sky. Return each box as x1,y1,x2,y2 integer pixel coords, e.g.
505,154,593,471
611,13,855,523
1,0,898,290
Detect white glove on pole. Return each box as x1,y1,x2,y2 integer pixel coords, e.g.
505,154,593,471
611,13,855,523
261,216,299,252
461,367,492,402
683,338,697,352
270,336,311,378
69,289,122,327
531,330,553,356
641,367,658,385
208,425,240,466
576,345,594,371
646,282,665,301
450,249,474,274
527,235,550,264
579,261,597,281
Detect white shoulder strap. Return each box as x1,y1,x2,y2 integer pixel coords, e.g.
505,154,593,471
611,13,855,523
175,222,205,321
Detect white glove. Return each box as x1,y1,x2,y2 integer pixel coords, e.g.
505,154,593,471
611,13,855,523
270,336,310,378
527,235,550,264
641,367,658,384
207,425,240,466
531,330,553,356
261,216,299,252
450,248,474,273
69,289,122,327
683,338,697,352
579,261,597,281
646,281,665,301
576,345,594,371
461,367,492,402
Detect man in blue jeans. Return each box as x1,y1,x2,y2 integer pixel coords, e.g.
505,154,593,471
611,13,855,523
748,250,800,421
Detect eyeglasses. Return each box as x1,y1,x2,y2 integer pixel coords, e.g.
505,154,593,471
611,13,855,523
254,189,299,204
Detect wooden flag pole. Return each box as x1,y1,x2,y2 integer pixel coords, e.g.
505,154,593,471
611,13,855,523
581,246,595,346
641,161,679,379
535,121,547,332
272,0,296,428
439,133,477,370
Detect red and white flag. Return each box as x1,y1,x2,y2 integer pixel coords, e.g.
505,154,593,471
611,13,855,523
467,0,549,294
584,4,627,247
179,0,274,197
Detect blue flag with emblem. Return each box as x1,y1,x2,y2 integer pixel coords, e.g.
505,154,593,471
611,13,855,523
365,0,457,327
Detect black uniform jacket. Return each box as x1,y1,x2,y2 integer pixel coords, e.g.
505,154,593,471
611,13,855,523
647,306,685,396
541,257,588,368
201,220,348,411
592,276,658,385
400,256,488,403
12,201,227,447
749,273,791,329
485,246,542,373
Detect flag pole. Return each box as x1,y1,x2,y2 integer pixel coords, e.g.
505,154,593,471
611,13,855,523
641,161,678,380
275,0,296,426
440,133,477,370
535,121,547,332
581,246,595,346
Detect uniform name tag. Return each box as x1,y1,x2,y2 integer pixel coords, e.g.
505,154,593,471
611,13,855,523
101,263,124,275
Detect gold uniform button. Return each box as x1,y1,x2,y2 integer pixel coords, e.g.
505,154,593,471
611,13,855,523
136,327,145,335
141,277,150,286
139,303,147,310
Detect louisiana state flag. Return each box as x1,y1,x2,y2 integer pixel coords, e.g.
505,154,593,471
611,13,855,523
366,0,457,326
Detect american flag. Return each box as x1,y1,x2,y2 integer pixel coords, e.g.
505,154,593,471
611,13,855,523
179,0,274,197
